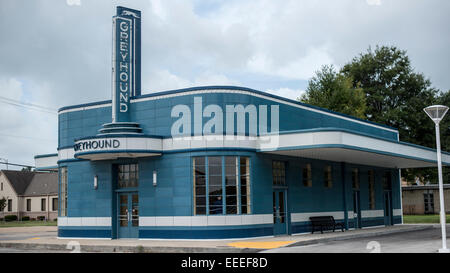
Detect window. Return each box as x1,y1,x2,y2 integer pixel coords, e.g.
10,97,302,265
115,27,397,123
52,198,58,211
193,156,251,215
303,164,312,187
26,199,31,212
208,157,223,214
225,157,238,214
352,168,359,190
60,167,68,216
272,161,286,186
368,170,375,209
1,182,3,191
240,157,251,214
324,166,332,188
41,198,46,211
118,164,139,188
383,172,391,190
193,157,206,215
7,199,12,212
424,192,434,214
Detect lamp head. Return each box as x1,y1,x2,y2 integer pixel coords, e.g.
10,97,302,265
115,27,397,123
424,105,449,124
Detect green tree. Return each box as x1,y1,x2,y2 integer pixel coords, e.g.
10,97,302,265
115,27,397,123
300,65,367,119
0,197,6,214
341,45,442,183
341,45,438,145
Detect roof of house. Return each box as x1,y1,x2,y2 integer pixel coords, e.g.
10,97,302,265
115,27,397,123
23,172,58,196
1,170,57,196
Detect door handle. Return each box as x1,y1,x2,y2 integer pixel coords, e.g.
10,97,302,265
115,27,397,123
126,209,131,222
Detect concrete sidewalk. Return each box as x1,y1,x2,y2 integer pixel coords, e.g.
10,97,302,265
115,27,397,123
0,224,433,253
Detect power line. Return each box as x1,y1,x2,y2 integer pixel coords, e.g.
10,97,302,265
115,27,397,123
0,162,35,169
0,132,56,142
0,95,57,115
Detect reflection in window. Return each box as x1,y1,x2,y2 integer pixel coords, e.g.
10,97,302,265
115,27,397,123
240,157,251,214
368,170,375,209
118,164,139,188
193,156,251,215
383,172,392,190
193,157,206,215
272,161,286,186
208,157,223,214
324,166,332,188
303,164,312,187
60,167,68,216
424,192,434,214
225,157,238,214
352,168,359,190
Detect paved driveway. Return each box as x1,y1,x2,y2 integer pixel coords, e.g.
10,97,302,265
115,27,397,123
263,225,450,253
0,226,57,241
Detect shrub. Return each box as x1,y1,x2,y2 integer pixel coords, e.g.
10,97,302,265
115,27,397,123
37,216,46,221
5,215,18,222
21,216,30,221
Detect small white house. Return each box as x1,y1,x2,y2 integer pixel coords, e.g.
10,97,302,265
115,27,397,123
0,170,58,221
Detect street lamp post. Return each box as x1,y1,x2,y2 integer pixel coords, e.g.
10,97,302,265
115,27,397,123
424,105,449,253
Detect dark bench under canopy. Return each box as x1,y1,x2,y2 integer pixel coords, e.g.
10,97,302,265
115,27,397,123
309,216,345,234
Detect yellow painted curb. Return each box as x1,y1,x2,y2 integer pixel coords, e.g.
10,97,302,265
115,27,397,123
227,241,294,249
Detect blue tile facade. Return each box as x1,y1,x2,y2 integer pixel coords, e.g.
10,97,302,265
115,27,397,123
57,87,402,239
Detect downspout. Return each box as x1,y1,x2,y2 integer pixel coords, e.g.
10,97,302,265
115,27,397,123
47,195,50,221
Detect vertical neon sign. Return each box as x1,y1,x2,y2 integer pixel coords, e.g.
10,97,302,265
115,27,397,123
112,7,141,123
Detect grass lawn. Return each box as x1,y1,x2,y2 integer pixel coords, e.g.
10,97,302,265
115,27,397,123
0,220,57,228
403,214,450,224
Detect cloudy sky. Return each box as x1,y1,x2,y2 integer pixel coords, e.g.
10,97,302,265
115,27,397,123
0,0,449,169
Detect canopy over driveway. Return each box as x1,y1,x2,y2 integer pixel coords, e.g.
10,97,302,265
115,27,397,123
258,128,450,169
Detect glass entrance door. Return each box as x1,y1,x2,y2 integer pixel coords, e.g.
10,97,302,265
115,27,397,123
273,190,287,235
384,191,393,226
353,191,362,229
118,192,139,238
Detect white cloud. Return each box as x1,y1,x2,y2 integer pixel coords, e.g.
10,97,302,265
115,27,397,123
149,0,167,20
248,46,334,80
143,69,240,93
0,0,449,167
266,87,305,101
66,0,81,6
366,0,382,6
0,77,57,168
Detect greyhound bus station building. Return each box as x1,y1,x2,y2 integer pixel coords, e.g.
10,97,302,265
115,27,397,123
35,7,450,240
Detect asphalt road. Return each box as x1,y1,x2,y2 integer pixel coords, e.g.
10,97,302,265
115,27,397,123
264,226,450,253
0,247,71,253
0,230,56,241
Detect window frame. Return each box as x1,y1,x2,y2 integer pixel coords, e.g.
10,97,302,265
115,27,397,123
302,163,312,187
272,160,286,186
193,156,251,216
26,199,31,212
324,165,332,188
41,198,46,212
52,198,58,211
59,166,68,217
117,163,139,189
352,168,360,190
368,170,376,209
424,192,434,214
